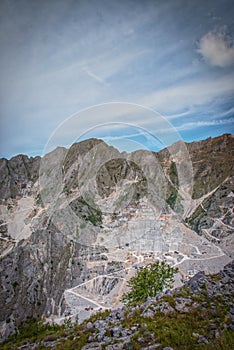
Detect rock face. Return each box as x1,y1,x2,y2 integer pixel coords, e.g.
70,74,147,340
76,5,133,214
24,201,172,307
187,134,233,199
96,158,147,198
0,134,233,342
184,134,234,258
187,174,234,257
0,155,40,200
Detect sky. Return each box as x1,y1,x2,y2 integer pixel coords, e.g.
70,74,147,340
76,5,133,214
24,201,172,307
0,0,234,158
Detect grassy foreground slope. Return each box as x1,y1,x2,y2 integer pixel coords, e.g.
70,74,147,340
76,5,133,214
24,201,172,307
2,262,234,350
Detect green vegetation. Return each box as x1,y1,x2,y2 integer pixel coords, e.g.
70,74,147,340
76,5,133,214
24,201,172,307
35,193,44,207
121,288,234,350
69,197,102,226
170,161,179,187
186,204,207,233
121,311,234,350
1,318,66,349
2,259,233,350
2,288,234,350
86,208,102,226
122,261,178,306
1,317,91,350
79,222,86,229
166,185,183,214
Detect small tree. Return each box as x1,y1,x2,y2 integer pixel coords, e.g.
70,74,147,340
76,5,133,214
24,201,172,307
122,261,178,306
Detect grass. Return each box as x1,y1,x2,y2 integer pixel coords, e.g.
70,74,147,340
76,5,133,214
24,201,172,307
1,318,65,349
1,317,91,350
1,284,233,350
2,307,233,350
117,286,234,350
120,306,234,350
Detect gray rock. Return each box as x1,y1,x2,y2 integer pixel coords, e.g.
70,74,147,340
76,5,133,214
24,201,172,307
143,309,155,318
97,334,104,343
94,319,108,330
103,336,112,343
105,344,124,350
198,336,209,344
110,308,125,320
81,343,102,350
192,333,209,344
188,272,206,291
210,323,217,330
97,329,106,342
121,329,130,337
110,325,122,338
174,297,191,312
192,332,201,338
155,302,175,314
221,276,230,284
86,321,94,330
137,337,145,343
116,336,132,343
18,343,38,350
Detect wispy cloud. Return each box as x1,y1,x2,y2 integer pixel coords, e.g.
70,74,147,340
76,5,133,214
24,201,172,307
197,31,234,67
177,117,234,131
164,110,193,120
139,73,234,113
158,100,234,123
83,67,107,85
217,106,234,118
1,0,234,158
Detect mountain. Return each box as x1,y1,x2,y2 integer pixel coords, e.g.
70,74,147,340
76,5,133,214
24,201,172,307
0,134,233,342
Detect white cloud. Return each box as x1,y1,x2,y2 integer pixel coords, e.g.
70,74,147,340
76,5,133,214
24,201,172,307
165,110,192,120
218,106,234,118
177,117,234,131
83,67,107,85
197,32,234,67
139,73,234,113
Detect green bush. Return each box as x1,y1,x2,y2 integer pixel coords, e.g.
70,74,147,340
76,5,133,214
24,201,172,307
122,261,178,306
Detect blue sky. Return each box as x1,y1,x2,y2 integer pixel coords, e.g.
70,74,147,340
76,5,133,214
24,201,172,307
0,0,234,158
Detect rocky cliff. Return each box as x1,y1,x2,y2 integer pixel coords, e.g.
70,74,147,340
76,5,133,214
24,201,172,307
0,155,40,200
0,134,233,342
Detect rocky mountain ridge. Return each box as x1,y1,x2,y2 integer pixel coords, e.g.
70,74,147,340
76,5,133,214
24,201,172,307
0,133,233,342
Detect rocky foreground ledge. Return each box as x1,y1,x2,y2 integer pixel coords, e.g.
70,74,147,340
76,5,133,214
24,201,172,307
1,261,234,350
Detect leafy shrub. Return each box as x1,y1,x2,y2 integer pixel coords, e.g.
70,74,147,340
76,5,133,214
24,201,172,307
122,261,178,306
